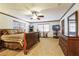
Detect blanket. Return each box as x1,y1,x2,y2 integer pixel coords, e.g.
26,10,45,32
1,33,24,47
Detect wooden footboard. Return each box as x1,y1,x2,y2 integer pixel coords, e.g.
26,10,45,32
24,32,40,54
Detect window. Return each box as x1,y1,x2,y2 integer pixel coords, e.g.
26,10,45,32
12,20,26,32
68,11,78,37
61,20,64,35
44,24,49,32
38,24,43,32
37,24,49,32
13,20,20,29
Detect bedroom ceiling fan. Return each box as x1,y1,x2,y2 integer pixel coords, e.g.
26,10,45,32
25,6,44,20
30,11,44,20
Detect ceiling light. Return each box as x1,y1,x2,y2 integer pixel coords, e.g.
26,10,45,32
32,14,37,19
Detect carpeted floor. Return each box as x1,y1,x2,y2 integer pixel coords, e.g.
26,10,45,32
0,38,64,56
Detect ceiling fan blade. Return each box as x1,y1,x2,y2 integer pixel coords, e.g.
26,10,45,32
37,17,40,20
38,15,44,17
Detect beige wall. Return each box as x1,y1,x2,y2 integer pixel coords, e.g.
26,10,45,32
0,14,13,29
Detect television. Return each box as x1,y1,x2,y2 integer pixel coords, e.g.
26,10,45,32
52,25,60,31
29,25,34,32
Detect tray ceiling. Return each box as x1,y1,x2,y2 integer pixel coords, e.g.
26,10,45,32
0,3,73,22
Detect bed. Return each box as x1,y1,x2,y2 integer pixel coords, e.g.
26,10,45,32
0,29,25,49
0,29,40,54
1,33,24,49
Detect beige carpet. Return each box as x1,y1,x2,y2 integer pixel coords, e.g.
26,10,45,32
0,38,64,56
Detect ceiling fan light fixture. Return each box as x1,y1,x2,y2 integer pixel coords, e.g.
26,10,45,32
31,14,37,19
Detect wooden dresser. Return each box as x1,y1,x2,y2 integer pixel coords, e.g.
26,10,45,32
59,34,79,56
59,35,68,55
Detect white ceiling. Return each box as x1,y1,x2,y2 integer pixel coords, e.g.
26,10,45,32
0,3,73,22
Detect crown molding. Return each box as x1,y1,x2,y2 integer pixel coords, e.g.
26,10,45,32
0,11,30,23
59,3,75,20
